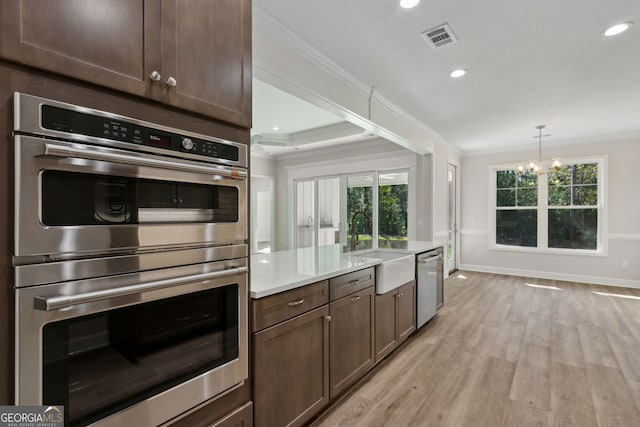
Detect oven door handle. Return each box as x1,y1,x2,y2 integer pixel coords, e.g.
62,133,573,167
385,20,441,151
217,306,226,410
33,266,248,311
42,143,248,179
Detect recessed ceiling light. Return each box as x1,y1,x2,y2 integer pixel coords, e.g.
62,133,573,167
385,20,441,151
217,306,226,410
604,22,632,36
450,69,466,78
272,126,279,131
400,0,420,9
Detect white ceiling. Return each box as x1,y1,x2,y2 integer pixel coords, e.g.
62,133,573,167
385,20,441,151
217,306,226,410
252,79,343,135
252,79,376,156
252,0,640,154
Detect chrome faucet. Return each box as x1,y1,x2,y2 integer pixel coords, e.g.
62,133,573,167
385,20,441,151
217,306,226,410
350,211,372,252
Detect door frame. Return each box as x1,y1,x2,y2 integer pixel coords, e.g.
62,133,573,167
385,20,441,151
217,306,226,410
447,162,459,273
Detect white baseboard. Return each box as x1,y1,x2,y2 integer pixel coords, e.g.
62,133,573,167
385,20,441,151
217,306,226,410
459,263,640,290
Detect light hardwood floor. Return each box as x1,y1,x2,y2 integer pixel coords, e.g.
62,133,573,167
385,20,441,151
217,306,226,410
311,271,640,427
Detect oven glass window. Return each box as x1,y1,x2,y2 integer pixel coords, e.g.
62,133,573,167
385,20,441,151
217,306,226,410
41,170,239,225
42,285,239,426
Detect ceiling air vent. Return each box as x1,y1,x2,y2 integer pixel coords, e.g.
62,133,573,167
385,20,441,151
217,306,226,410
421,24,457,48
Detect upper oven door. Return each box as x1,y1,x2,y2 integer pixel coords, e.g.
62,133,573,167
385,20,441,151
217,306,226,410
15,135,247,258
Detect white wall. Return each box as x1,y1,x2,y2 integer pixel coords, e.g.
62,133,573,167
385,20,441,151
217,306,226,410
460,138,640,288
433,142,460,246
251,153,277,178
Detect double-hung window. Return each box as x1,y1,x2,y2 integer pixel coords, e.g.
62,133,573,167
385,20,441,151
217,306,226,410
495,170,538,247
547,163,599,250
492,158,604,253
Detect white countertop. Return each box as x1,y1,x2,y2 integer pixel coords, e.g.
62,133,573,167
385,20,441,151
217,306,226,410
250,241,443,299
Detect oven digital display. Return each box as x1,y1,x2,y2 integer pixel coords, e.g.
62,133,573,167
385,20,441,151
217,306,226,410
148,133,172,148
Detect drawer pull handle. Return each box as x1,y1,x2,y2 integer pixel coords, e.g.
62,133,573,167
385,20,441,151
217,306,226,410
351,295,361,301
288,299,305,307
348,279,360,285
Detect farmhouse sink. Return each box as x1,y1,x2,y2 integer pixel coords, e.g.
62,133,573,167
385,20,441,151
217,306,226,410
361,250,415,294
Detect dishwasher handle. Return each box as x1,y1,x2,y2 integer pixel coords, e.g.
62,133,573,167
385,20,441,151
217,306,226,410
417,254,441,264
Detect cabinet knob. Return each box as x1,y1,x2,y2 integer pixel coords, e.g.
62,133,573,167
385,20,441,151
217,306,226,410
166,76,177,87
325,315,332,322
149,71,161,82
181,138,194,150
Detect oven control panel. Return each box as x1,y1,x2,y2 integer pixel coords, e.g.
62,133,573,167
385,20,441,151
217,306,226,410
41,105,239,162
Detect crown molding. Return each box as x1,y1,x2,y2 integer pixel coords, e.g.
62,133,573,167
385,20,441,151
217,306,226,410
462,130,640,157
253,5,457,155
253,5,371,97
290,122,364,145
253,122,365,148
276,138,410,164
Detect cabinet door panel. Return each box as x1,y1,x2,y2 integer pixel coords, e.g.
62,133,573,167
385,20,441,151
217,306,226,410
375,291,398,362
0,0,162,99
329,287,374,399
253,306,329,427
162,0,252,127
397,281,416,342
209,402,253,427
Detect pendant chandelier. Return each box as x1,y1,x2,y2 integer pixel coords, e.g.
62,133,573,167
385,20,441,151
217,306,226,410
517,125,562,175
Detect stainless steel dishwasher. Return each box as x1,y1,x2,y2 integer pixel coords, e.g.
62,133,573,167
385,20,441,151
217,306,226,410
416,247,444,328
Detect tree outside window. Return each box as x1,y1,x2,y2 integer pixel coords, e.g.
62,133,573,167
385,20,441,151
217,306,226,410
495,169,538,247
347,175,373,251
548,163,598,250
378,172,408,248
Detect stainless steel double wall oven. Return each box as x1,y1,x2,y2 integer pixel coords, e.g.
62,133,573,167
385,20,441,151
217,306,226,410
13,93,249,426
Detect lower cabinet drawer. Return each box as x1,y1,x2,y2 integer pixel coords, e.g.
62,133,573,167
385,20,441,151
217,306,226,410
329,267,375,301
252,280,329,331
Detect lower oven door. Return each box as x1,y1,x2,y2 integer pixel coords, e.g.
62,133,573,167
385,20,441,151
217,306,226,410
15,135,247,258
15,259,248,426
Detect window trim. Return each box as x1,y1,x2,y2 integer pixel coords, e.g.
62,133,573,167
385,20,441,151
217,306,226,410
489,155,607,256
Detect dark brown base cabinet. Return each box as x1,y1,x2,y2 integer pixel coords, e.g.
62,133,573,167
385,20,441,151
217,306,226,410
252,269,419,426
208,402,253,427
0,0,252,127
252,268,377,427
253,306,330,427
329,286,375,399
375,280,416,362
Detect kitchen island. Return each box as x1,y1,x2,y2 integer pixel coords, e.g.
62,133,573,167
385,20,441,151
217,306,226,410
250,241,442,298
250,241,442,427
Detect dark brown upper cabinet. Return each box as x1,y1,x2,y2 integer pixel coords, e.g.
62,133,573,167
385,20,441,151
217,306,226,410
0,0,252,128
